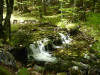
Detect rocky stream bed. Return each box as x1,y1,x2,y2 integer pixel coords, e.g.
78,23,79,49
0,23,100,75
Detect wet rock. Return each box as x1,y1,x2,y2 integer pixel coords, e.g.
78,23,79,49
72,61,89,70
45,42,54,51
68,66,83,75
45,60,73,72
66,24,80,33
0,50,16,67
88,68,99,75
33,65,45,72
53,38,62,46
10,47,27,65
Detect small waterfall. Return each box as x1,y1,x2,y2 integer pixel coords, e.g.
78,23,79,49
59,33,72,44
53,33,72,49
28,38,57,62
28,33,72,62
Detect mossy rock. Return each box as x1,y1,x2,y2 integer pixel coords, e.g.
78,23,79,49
66,23,79,32
11,24,61,47
68,67,83,75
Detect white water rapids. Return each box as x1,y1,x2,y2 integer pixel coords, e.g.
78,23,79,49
28,33,72,62
59,33,72,44
29,38,57,62
54,33,72,49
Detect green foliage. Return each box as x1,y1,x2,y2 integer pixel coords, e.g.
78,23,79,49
11,24,20,32
57,19,67,28
60,7,75,13
11,25,33,47
0,66,12,75
17,67,30,75
84,13,100,52
86,13,100,26
10,23,59,47
92,41,100,51
40,15,61,25
0,39,3,46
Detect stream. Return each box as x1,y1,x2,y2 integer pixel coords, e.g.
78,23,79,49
28,33,72,62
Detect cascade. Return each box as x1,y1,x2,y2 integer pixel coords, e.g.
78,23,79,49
28,38,57,62
28,33,72,62
59,33,72,44
53,33,72,49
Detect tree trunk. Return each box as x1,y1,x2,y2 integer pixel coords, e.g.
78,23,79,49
4,0,14,41
43,0,47,15
0,0,4,38
38,0,43,18
39,7,43,18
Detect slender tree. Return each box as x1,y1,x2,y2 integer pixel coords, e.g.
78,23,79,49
0,0,4,38
3,0,14,41
43,0,47,15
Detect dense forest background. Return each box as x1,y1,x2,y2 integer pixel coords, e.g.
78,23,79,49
0,0,100,75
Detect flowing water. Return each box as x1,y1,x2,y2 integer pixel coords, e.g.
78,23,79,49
28,38,57,62
53,33,72,48
28,33,72,62
59,33,72,44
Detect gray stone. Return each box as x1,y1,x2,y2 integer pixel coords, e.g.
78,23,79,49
34,65,45,72
0,50,16,67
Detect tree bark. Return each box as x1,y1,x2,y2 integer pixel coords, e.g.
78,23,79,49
43,0,47,15
4,0,14,41
0,0,4,38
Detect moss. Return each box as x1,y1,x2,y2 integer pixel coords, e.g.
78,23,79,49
11,24,62,47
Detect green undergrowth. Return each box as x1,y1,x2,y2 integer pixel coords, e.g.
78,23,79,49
17,67,30,75
10,24,59,47
84,13,100,52
39,14,61,25
0,66,12,75
11,24,20,32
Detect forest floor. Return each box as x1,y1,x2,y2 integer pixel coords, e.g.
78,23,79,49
1,11,100,75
